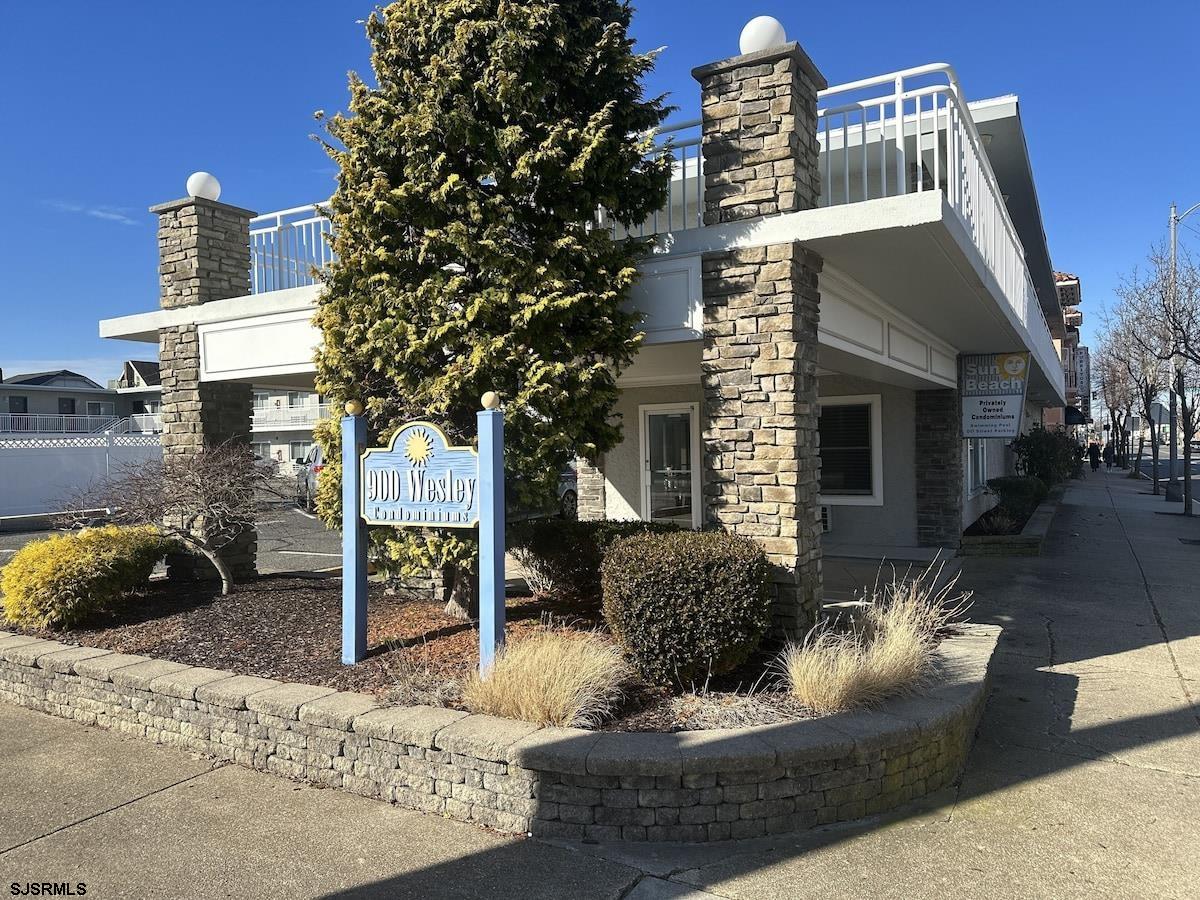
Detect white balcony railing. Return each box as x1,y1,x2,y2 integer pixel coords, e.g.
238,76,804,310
0,414,120,434
814,63,1053,352
252,404,332,429
250,203,334,294
244,65,1055,370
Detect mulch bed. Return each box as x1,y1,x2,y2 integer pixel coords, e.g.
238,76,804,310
12,574,814,731
12,575,601,698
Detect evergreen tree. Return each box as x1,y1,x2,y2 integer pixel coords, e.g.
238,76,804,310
313,0,672,617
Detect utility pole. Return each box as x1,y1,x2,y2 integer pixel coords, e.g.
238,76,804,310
1166,202,1186,502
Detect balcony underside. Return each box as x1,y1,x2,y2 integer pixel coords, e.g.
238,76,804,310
648,191,1064,404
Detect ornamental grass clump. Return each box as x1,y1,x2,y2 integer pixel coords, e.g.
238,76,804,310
462,630,632,728
779,562,971,714
1,526,170,630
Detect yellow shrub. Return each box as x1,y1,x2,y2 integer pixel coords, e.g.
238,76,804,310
462,631,631,728
1,526,170,630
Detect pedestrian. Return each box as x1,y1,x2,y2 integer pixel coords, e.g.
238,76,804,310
1088,442,1101,471
1103,442,1115,470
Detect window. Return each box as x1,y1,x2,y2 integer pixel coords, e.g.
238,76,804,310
818,394,883,506
58,398,76,415
86,401,115,416
253,391,270,410
251,441,271,460
290,441,312,462
8,396,27,414
287,391,306,408
967,438,988,496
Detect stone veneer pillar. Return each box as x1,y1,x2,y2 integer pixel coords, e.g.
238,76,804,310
693,43,827,637
150,195,258,581
914,388,964,548
575,458,606,521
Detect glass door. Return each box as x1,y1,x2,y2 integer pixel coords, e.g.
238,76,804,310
642,405,698,528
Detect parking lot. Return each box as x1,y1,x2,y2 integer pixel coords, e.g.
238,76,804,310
0,503,343,576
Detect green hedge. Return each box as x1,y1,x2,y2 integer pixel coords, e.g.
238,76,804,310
986,475,1048,519
509,518,680,601
1,526,172,630
600,531,770,686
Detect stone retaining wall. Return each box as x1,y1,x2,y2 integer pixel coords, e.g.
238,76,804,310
0,626,999,843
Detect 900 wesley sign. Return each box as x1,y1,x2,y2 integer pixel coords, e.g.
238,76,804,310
340,401,506,672
959,352,1031,439
360,422,479,526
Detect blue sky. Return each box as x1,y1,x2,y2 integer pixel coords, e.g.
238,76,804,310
1,1,1196,385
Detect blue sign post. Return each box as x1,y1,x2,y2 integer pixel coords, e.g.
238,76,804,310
341,407,368,665
340,395,506,673
477,401,505,671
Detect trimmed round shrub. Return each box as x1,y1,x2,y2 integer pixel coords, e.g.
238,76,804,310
509,518,680,601
600,531,770,685
1,526,171,630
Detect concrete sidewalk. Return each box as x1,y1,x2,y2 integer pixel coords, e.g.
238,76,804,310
2,469,1199,898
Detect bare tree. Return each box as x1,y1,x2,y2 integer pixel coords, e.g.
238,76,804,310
1118,246,1200,513
1095,333,1135,469
1103,306,1170,490
65,443,280,594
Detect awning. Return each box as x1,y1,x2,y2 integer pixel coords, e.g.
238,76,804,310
1064,406,1088,425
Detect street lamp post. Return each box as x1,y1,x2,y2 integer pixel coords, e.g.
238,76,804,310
1165,200,1200,502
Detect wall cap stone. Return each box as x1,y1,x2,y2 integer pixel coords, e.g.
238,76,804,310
691,42,827,91
149,196,257,218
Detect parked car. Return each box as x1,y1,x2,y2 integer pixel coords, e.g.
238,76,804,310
296,444,325,512
557,462,578,520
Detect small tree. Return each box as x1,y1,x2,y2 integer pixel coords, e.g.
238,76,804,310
312,1,672,617
66,444,276,595
1095,333,1135,469
1119,247,1200,513
1110,280,1170,490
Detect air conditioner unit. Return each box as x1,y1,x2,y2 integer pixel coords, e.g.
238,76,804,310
820,505,833,534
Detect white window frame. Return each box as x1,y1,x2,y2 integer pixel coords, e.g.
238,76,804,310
967,437,988,497
638,402,702,529
289,440,312,462
253,391,270,410
817,394,884,507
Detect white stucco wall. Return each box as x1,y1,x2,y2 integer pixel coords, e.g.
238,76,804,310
818,374,918,549
604,382,703,522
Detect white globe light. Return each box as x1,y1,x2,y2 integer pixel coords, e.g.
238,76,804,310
739,16,787,55
186,171,222,201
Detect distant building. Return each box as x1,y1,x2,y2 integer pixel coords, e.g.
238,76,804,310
1,361,327,468
1045,272,1089,430
0,369,117,431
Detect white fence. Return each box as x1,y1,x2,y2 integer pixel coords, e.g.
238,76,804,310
0,433,161,519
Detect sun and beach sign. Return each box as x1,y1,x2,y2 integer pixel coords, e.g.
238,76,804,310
340,396,506,671
960,352,1031,439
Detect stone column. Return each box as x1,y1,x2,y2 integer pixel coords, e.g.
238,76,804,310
693,43,827,637
151,193,258,581
575,457,606,521
915,388,964,548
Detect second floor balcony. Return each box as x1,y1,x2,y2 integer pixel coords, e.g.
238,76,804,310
252,403,332,430
105,61,1065,408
